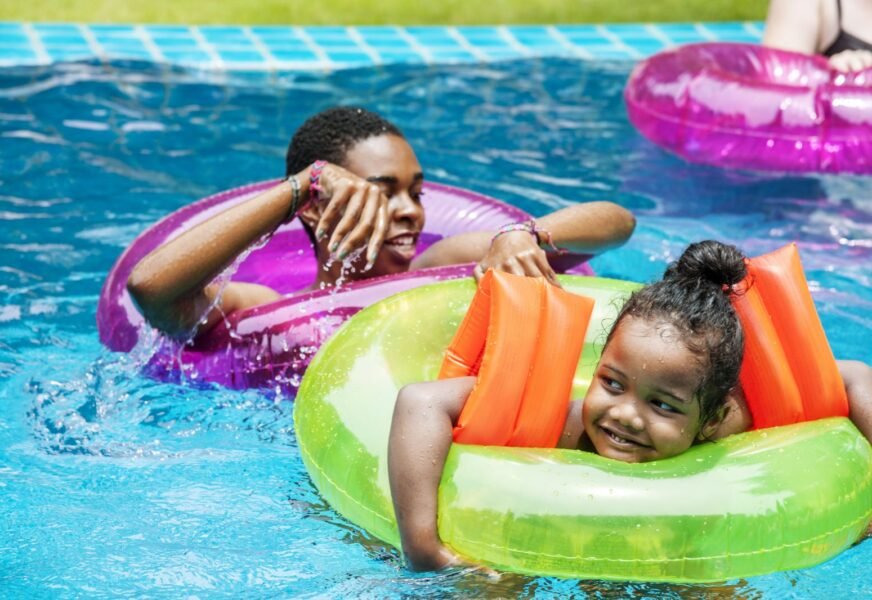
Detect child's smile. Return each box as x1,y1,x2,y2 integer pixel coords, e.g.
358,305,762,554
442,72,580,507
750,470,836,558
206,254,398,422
582,316,711,462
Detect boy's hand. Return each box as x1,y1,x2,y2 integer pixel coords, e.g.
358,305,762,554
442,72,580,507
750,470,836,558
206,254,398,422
312,163,389,265
473,231,560,287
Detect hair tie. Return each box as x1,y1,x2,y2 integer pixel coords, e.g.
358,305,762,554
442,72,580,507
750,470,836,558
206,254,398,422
491,220,568,255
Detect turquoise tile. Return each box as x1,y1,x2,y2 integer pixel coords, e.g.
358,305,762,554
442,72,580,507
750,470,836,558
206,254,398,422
104,48,153,59
217,49,264,62
324,50,373,64
364,38,410,49
89,25,136,34
36,33,87,45
160,49,212,63
46,47,93,60
271,49,318,61
151,37,199,49
376,51,425,63
0,31,28,43
261,39,311,51
0,23,24,33
146,25,191,35
0,47,36,58
429,49,477,60
584,45,635,59
604,24,655,37
251,28,299,40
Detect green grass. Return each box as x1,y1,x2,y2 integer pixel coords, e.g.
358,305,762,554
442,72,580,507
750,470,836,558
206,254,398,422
2,1,765,25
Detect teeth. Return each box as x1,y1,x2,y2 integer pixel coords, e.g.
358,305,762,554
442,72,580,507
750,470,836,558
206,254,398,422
387,235,414,246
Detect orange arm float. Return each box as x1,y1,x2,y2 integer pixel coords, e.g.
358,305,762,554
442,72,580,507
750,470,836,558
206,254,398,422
733,244,848,429
439,270,594,448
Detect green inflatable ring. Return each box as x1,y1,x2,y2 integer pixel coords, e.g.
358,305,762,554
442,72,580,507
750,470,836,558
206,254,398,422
294,276,872,582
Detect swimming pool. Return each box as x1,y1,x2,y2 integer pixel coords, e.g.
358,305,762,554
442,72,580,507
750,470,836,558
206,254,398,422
1,57,869,597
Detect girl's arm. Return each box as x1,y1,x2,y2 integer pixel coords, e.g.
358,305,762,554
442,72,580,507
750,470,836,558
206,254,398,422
127,163,389,338
762,0,823,54
388,377,476,571
839,360,872,443
412,201,635,283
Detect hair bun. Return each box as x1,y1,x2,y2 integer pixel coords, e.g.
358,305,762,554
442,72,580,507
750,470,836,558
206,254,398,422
667,240,747,288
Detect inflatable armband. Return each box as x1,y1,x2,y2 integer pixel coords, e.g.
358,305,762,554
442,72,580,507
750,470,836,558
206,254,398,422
733,244,848,429
439,270,594,448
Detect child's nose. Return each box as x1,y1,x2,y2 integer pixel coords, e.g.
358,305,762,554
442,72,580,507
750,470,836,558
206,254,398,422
609,400,645,432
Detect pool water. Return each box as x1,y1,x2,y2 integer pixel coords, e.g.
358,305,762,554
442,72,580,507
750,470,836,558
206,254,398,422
1,58,869,597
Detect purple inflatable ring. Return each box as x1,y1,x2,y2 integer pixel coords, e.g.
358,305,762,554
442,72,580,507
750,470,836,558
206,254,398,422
98,180,593,390
625,42,872,174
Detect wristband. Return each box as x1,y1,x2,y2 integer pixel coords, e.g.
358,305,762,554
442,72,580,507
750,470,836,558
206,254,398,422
283,174,302,224
491,220,568,255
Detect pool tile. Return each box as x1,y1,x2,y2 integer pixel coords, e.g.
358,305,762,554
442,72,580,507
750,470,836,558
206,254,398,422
2,21,768,71
217,49,265,63
270,48,318,61
46,47,93,60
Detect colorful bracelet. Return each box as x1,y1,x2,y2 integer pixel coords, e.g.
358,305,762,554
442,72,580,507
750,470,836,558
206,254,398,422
491,220,568,255
309,160,327,205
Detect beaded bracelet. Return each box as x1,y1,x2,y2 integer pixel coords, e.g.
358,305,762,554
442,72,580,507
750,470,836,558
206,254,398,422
491,220,568,255
283,173,302,224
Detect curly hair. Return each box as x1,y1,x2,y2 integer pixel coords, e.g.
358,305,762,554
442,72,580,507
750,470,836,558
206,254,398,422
607,240,747,428
285,106,404,177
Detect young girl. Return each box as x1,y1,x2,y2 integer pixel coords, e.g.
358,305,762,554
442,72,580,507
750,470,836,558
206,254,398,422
388,240,872,571
126,107,635,341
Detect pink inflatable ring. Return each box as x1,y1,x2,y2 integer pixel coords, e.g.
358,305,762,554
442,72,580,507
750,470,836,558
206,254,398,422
98,180,592,392
625,42,872,174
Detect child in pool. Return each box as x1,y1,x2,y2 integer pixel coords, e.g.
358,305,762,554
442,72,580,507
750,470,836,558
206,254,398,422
388,240,872,571
126,107,635,341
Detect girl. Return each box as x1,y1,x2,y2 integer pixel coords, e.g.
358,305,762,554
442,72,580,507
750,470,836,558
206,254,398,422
763,0,872,72
126,107,635,341
388,240,872,571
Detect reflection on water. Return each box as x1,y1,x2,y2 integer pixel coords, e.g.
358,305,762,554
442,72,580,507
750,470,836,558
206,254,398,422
0,58,869,597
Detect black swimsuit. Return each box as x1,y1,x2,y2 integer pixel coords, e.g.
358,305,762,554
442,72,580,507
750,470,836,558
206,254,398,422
822,0,872,56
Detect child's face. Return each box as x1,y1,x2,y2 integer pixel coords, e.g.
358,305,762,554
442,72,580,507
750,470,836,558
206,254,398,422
342,134,425,277
582,316,709,463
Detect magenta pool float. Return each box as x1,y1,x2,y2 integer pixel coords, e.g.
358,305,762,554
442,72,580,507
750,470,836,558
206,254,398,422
625,42,872,174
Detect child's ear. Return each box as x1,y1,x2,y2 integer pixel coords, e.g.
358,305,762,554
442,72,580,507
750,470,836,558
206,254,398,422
699,387,753,441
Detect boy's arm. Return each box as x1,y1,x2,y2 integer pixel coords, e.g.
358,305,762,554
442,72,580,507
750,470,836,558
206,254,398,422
412,201,635,282
388,377,476,571
839,360,872,443
127,163,389,338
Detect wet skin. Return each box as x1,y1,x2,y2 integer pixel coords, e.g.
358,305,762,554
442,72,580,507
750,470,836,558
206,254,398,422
313,134,425,281
581,317,713,462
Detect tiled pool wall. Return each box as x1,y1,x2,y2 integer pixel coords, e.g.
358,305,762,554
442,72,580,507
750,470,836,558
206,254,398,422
0,22,762,70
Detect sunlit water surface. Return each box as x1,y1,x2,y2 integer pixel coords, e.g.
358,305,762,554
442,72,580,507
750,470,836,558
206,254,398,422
1,58,870,598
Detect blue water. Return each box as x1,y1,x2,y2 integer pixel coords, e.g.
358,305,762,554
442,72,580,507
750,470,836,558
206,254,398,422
1,58,870,598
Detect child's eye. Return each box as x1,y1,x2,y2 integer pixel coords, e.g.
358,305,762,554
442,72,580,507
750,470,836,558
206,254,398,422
651,399,679,413
600,376,623,392
411,191,424,203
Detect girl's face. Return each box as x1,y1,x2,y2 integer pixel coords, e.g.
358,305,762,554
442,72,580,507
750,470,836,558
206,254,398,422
341,134,425,277
582,316,715,463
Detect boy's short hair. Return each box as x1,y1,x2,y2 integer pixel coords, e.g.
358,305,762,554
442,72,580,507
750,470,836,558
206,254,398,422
285,106,404,177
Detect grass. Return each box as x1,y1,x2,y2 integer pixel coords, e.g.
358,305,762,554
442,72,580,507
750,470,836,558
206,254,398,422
2,1,766,25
